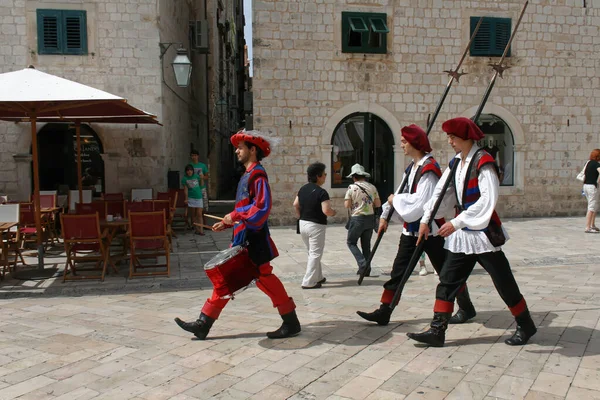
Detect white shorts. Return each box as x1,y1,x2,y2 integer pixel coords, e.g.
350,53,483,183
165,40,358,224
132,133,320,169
584,184,599,212
187,198,204,208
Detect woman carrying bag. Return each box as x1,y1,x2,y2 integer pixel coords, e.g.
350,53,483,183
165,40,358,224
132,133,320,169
582,149,600,233
293,162,336,289
344,164,381,277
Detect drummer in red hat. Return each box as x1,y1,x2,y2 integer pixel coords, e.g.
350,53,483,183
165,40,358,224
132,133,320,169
357,124,476,326
175,129,301,340
407,117,536,347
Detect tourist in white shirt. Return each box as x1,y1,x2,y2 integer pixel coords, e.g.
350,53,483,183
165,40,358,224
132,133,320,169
344,164,381,277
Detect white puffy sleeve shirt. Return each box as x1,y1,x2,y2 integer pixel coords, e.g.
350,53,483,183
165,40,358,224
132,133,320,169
381,155,441,236
422,146,508,254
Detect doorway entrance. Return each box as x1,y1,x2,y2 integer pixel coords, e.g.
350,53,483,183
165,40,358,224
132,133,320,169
331,113,395,197
33,123,105,197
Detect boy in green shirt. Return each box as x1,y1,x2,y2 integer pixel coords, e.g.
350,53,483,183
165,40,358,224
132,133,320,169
190,149,209,225
181,164,204,235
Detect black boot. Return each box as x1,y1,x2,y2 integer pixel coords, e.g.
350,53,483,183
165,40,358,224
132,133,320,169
356,303,392,326
406,312,451,347
174,313,214,340
505,310,537,346
449,287,477,324
267,310,301,339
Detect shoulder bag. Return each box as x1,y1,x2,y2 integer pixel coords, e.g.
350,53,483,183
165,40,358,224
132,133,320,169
354,183,381,233
576,161,589,182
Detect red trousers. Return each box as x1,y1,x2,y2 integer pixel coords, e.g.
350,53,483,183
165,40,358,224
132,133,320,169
201,262,295,319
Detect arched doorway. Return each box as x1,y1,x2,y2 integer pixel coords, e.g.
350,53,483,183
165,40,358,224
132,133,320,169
33,123,105,196
331,113,395,197
475,114,514,186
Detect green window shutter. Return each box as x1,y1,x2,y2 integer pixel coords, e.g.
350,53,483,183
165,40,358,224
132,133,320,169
62,10,87,55
37,9,62,54
470,16,511,57
36,9,87,55
369,17,389,34
342,12,387,54
493,18,511,57
349,17,368,33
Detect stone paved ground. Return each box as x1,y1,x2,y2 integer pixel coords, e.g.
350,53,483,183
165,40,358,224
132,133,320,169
0,217,599,399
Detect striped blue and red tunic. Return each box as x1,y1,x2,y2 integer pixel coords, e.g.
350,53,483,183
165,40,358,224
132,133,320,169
229,162,279,264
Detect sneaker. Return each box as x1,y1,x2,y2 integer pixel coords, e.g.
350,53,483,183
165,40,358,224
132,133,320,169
585,228,599,233
592,227,600,232
419,265,429,276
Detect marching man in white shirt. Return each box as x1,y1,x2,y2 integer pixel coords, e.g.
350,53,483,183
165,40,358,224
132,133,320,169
357,124,475,326
407,117,536,347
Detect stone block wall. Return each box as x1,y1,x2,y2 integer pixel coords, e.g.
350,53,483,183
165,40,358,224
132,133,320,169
0,0,201,200
252,0,600,225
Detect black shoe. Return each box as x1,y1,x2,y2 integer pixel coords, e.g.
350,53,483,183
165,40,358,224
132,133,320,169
406,312,451,347
356,303,392,326
267,310,301,339
505,309,537,346
449,308,477,324
450,286,476,324
174,313,214,340
318,277,327,284
302,282,322,289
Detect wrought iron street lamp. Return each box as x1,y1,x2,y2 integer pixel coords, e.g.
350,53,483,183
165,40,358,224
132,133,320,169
159,43,192,88
171,47,192,87
215,98,228,116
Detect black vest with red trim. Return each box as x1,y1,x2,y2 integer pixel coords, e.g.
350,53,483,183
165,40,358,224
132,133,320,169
449,148,503,232
403,157,444,233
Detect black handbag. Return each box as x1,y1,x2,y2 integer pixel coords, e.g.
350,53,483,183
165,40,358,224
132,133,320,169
484,219,506,247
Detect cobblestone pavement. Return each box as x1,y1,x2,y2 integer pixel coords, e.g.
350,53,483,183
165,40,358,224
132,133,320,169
0,217,599,399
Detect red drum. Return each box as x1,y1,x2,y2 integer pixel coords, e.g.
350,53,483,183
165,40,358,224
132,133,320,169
204,246,257,299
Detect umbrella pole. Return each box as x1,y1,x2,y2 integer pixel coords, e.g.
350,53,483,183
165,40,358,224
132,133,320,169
30,116,44,270
76,122,83,203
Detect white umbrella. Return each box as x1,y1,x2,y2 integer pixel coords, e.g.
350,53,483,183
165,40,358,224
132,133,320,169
0,66,160,273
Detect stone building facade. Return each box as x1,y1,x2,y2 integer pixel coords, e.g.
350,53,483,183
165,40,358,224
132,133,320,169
0,0,246,202
206,0,248,199
252,0,600,225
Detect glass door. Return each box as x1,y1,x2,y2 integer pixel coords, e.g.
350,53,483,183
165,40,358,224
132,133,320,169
331,113,394,198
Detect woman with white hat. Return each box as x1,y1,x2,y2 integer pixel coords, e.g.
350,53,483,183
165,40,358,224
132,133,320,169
344,164,381,276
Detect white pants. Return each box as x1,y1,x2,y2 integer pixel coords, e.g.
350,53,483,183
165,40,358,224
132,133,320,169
584,184,599,212
300,220,327,287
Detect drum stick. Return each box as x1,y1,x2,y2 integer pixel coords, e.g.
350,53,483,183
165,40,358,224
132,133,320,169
204,214,225,221
203,214,240,224
193,223,215,230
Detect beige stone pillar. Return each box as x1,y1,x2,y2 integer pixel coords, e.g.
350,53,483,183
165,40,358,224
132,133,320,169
320,144,334,192
12,154,32,202
393,145,406,189
101,153,121,194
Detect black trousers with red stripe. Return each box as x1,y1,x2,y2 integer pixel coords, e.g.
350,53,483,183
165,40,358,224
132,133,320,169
434,250,527,316
380,234,448,305
384,234,446,291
